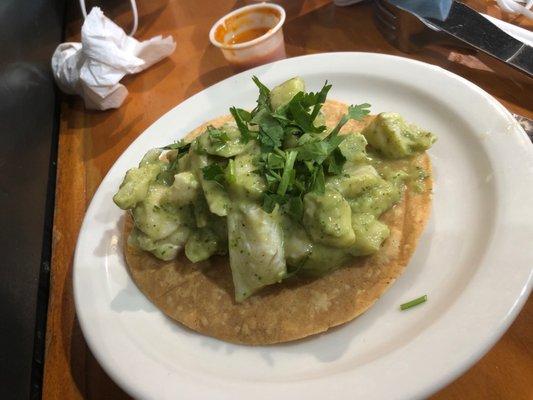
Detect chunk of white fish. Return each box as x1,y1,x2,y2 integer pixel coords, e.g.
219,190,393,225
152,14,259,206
227,202,286,302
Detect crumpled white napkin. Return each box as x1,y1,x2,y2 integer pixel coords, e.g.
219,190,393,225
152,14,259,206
51,7,176,110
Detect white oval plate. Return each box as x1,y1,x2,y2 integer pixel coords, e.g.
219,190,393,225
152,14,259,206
74,53,533,400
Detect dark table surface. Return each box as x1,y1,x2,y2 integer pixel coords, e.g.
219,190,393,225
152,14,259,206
0,0,65,398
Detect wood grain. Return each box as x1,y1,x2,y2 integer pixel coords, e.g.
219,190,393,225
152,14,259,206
42,0,532,399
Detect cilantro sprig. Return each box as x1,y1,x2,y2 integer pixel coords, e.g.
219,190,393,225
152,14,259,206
157,140,191,185
255,100,370,215
206,125,229,149
202,163,225,185
229,107,252,143
161,139,191,152
400,295,427,310
202,76,372,217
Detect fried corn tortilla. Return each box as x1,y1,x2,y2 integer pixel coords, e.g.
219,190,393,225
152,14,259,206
123,100,432,345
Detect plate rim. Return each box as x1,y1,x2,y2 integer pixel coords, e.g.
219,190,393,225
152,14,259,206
73,52,533,400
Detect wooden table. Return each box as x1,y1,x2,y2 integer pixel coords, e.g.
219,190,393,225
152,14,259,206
43,1,532,398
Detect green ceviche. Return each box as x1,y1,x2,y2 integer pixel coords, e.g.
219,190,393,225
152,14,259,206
114,76,436,301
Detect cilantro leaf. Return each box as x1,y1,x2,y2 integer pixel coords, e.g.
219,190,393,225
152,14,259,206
207,125,228,141
156,167,176,186
347,103,371,121
283,89,333,134
325,148,346,175
264,170,281,191
329,103,372,138
262,193,286,213
310,165,325,194
266,153,285,169
157,140,191,185
202,164,225,185
262,194,277,213
256,113,284,151
250,107,270,125
295,141,329,163
251,76,271,112
206,125,229,149
287,195,304,220
287,92,323,134
309,82,332,120
298,103,371,166
161,139,191,151
237,108,252,122
229,107,252,143
269,83,330,136
270,112,291,124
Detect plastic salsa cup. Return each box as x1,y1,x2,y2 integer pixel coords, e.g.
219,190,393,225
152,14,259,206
209,3,287,70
